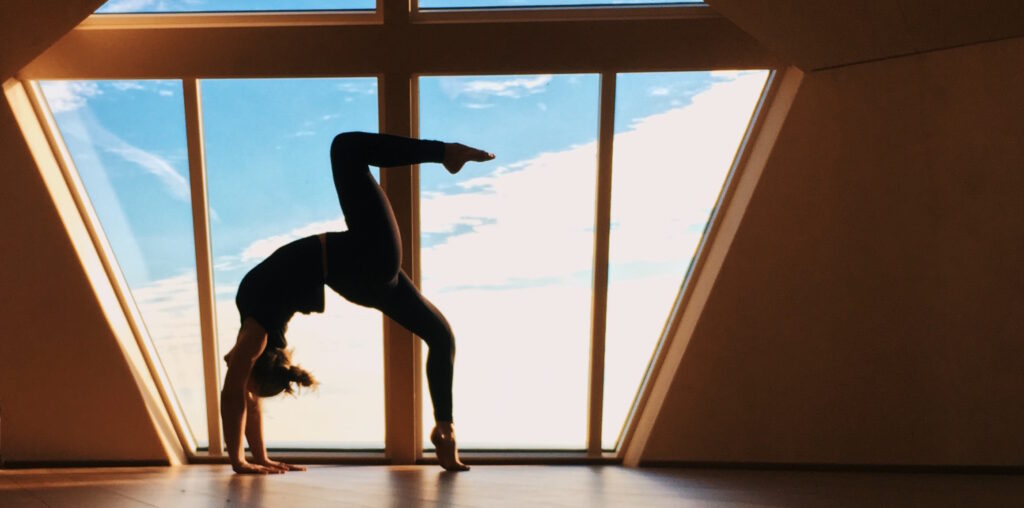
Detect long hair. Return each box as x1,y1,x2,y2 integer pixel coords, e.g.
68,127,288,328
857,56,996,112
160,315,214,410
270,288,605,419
250,347,316,397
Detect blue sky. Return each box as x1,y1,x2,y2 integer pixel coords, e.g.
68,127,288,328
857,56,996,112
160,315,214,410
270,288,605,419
96,0,700,13
41,69,767,449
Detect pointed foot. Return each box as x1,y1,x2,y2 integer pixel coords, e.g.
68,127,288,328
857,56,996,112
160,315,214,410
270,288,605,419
431,425,470,472
443,142,495,175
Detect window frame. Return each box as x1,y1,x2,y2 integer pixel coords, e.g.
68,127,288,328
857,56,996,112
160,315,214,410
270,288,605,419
21,0,782,464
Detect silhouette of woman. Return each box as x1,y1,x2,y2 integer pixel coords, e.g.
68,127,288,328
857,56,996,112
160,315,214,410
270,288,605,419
221,132,494,474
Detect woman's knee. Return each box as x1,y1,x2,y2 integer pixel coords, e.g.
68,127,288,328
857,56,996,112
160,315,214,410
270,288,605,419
330,131,369,162
425,319,456,359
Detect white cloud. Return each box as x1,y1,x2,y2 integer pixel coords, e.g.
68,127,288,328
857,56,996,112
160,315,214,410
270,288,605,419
710,69,741,79
98,0,205,13
419,71,769,293
42,93,192,202
129,270,208,440
239,217,348,263
110,81,146,91
39,81,102,113
105,145,190,200
292,130,316,137
441,75,553,100
710,69,765,81
42,80,180,109
649,86,671,96
463,103,495,110
98,0,157,13
336,81,377,95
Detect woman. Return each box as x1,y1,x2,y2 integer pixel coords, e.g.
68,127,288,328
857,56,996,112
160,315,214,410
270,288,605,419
221,132,494,474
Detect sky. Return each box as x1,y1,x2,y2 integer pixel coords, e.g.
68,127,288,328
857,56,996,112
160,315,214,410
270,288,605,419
41,69,767,450
95,0,701,13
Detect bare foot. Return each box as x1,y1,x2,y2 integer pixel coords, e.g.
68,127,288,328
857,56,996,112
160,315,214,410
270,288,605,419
431,424,470,472
443,142,495,175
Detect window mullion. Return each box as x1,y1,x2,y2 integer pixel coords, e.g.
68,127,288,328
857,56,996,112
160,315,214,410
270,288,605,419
379,71,421,464
588,72,616,456
183,78,223,456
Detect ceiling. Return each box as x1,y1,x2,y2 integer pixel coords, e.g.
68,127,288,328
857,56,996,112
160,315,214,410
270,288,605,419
706,0,1024,70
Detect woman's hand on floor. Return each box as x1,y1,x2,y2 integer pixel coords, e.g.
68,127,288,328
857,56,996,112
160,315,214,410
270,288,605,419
255,458,307,472
232,460,285,475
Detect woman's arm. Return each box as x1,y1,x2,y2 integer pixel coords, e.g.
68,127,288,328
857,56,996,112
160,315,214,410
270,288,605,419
244,394,268,464
221,319,280,475
246,396,306,472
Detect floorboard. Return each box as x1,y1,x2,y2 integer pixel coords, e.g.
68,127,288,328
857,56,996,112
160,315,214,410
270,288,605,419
1,465,1022,507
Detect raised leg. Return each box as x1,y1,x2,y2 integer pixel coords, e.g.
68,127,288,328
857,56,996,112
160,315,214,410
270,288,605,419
328,132,446,284
330,132,444,234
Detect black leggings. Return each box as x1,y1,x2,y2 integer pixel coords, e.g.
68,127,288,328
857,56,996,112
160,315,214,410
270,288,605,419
323,132,455,423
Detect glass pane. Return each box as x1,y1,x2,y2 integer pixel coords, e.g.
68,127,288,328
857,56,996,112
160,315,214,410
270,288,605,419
419,74,599,449
602,70,769,449
203,78,383,449
96,0,374,14
420,0,701,8
40,80,208,447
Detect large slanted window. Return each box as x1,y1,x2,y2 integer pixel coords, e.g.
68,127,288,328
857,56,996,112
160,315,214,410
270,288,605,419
601,70,770,449
95,0,375,13
39,80,209,447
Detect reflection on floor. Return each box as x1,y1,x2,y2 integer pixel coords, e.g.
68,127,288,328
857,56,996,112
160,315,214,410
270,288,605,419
2,464,1024,507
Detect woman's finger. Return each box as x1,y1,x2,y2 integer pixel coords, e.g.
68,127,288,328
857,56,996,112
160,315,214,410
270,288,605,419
234,463,268,475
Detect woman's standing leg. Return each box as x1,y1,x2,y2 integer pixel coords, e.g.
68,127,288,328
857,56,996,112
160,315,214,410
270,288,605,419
369,271,468,471
372,273,456,423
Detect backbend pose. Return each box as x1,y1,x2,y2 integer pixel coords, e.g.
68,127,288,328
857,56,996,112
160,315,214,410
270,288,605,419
221,132,494,474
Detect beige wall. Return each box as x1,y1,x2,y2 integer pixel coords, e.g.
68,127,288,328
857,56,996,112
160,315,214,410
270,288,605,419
642,36,1024,465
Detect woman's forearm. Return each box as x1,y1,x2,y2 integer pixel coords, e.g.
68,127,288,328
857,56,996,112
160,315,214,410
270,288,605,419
221,386,247,464
244,397,269,462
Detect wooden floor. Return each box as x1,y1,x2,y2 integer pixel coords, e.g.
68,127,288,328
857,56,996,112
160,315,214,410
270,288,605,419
2,465,1023,507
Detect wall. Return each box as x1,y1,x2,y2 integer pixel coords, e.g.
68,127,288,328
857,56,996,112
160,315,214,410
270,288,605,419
706,0,1024,71
642,36,1024,465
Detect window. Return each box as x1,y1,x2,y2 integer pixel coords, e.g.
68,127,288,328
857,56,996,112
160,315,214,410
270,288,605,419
602,70,770,448
27,0,777,459
95,0,375,14
419,74,599,449
202,78,384,449
418,0,700,8
39,80,209,447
